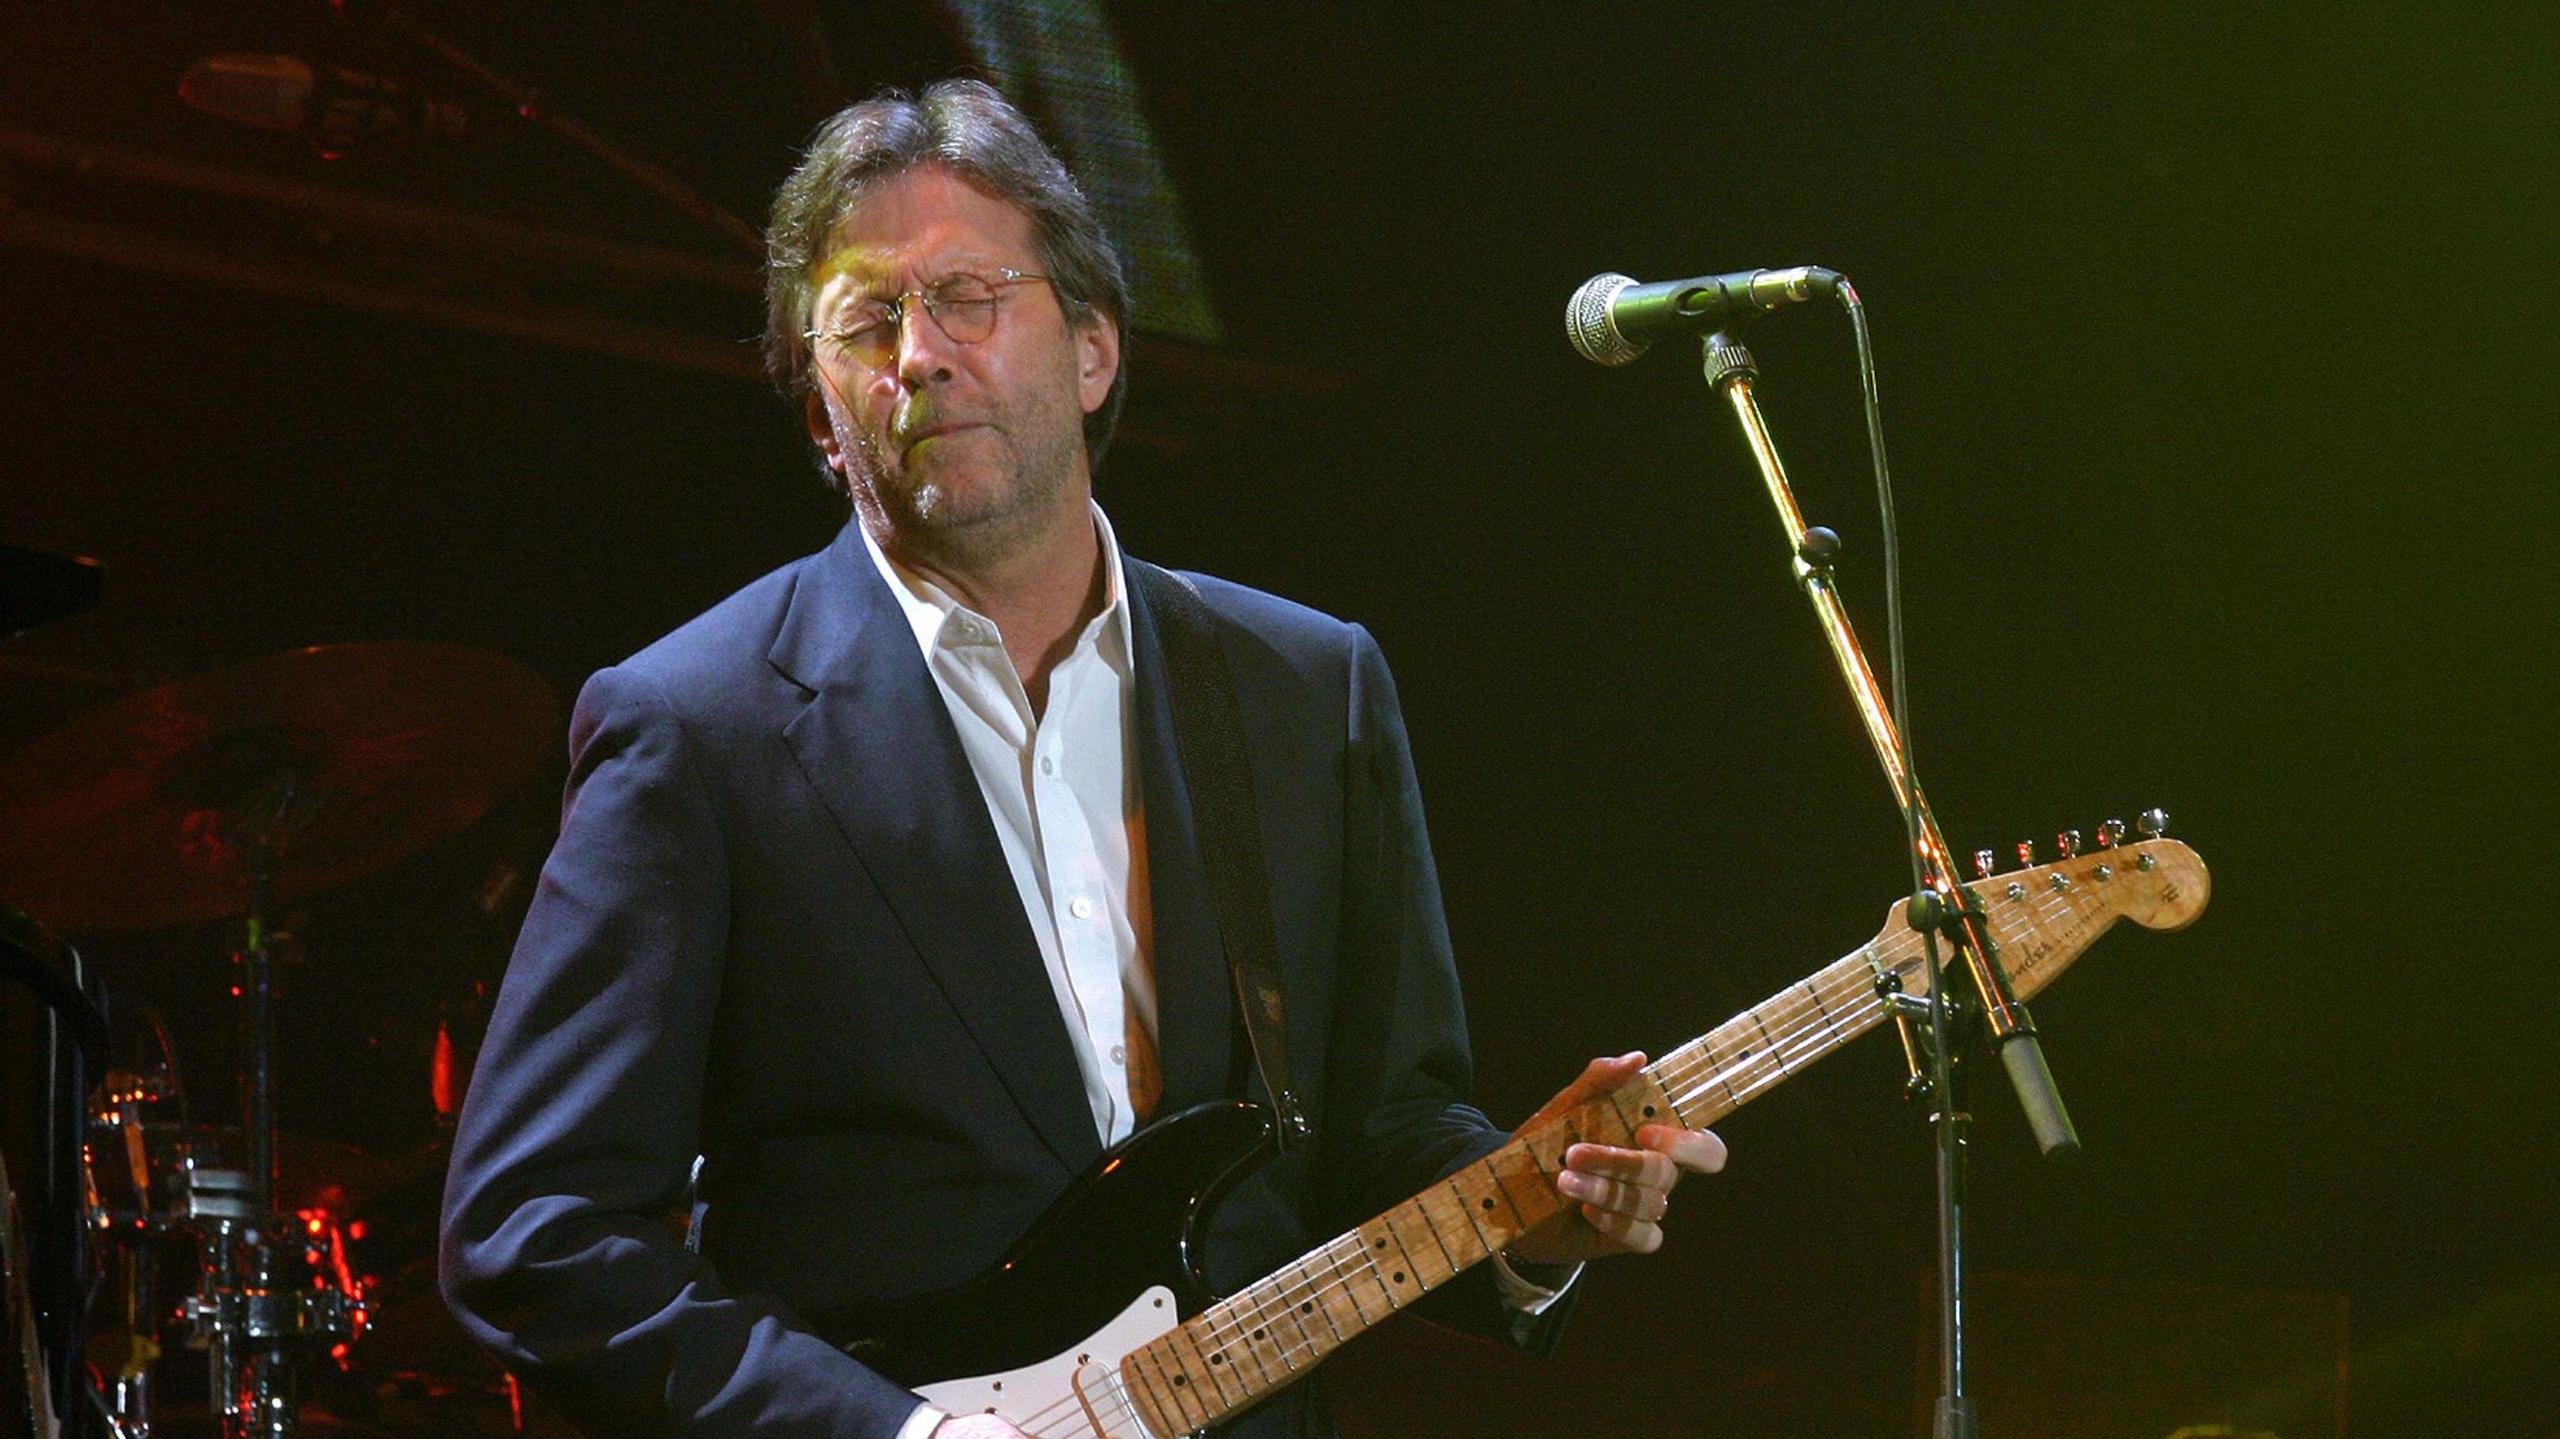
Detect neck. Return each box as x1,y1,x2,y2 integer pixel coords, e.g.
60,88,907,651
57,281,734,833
872,497,1107,713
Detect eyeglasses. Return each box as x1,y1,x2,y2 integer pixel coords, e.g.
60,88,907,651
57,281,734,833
803,267,1067,370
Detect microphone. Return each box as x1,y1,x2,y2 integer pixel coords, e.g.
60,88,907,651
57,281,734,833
179,52,471,155
1567,266,1844,366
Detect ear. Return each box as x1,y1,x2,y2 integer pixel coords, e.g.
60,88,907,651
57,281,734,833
1076,308,1121,416
803,386,844,470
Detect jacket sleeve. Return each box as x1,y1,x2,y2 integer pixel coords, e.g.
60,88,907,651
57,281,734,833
1316,625,1576,1354
439,665,925,1437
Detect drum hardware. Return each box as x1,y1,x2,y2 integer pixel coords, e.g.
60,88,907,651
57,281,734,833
1,643,555,1438
180,1166,366,1439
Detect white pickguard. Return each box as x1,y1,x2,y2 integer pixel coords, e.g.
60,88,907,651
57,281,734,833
914,1284,1180,1437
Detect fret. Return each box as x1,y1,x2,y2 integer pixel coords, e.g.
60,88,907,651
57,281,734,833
1722,1013,1789,1092
1614,1068,1683,1133
1322,1238,1390,1325
1137,1340,1205,1435
1101,840,2207,1439
1746,1003,1796,1074
1295,1252,1345,1346
1448,1177,1498,1255
1396,1193,1462,1279
1763,1001,1830,1073
1346,1232,1403,1311
1118,1359,1179,1439
1451,1161,1517,1248
1799,978,1845,1048
1206,1294,1281,1393
1382,1193,1464,1280
1521,1123,1563,1179
1174,1317,1245,1412
1224,1288,1291,1377
1246,1293,1297,1375
1484,1148,1552,1234
1360,1228,1412,1303
1408,1186,1472,1269
1685,1030,1750,1110
1254,1259,1320,1372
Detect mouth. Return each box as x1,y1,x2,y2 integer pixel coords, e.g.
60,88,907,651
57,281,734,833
899,420,983,453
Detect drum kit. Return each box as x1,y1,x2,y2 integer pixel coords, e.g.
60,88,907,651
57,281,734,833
3,546,561,1438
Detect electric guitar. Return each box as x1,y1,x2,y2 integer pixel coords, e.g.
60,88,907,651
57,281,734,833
810,836,2211,1437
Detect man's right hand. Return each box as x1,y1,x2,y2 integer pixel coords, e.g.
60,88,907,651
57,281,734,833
934,1417,1029,1438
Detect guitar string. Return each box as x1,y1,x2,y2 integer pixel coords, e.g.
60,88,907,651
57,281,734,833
1099,970,1923,1414
1660,881,2103,1118
1105,880,2114,1418
1105,881,2116,1423
998,874,2134,1432
1046,880,2124,1435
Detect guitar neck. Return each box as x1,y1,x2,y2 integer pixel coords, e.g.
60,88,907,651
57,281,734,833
1116,837,2203,1436
1115,940,1910,1436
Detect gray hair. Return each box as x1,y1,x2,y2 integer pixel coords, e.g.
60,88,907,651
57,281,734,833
764,79,1131,481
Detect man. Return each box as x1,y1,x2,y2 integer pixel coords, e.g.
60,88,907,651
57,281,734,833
441,80,1723,1438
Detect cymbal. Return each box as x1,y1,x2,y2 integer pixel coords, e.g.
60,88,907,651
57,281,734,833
0,642,556,934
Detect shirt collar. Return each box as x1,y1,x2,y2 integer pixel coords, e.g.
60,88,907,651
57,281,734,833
855,502,1131,669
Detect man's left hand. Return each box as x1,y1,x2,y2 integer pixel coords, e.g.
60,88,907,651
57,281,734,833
1503,1052,1726,1266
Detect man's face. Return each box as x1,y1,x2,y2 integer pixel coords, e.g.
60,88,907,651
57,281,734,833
801,167,1119,558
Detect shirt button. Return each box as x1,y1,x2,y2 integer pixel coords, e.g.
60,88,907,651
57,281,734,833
1110,1044,1127,1066
1069,897,1094,920
1040,755,1055,775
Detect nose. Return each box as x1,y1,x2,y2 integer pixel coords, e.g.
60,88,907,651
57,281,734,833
893,300,958,388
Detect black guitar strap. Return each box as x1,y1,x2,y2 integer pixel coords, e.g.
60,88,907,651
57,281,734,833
1130,561,1310,1153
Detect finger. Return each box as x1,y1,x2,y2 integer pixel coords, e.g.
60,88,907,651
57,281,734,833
1637,1124,1729,1174
1520,1052,1650,1132
1564,1143,1678,1190
1578,1202,1664,1254
1558,1168,1670,1221
1561,1051,1646,1102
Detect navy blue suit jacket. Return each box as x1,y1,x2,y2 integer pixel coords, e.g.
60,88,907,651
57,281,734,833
440,522,1556,1436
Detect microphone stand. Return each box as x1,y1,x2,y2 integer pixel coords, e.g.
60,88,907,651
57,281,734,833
1696,324,2078,1439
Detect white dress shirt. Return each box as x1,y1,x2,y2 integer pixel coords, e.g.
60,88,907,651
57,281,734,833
858,506,1162,1149
856,508,1568,1439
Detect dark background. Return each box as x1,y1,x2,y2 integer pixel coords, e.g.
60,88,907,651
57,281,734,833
4,3,2554,1435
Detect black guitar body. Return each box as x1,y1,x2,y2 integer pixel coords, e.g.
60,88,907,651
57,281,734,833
805,1100,1276,1389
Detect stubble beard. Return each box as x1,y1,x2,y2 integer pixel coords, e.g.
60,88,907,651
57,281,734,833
839,374,1088,572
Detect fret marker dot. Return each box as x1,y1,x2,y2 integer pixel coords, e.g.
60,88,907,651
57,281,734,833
1481,1198,1495,1210
1643,1105,1657,1117
1252,1329,1265,1340
1300,1301,1314,1314
1173,1376,1187,1387
1393,1271,1407,1284
1210,1354,1223,1366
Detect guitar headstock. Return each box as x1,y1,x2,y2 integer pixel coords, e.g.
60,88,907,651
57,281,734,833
1874,833,2209,1003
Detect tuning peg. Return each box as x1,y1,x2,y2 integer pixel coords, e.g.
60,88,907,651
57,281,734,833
1973,848,1998,880
2137,807,2170,839
2097,818,2127,849
2056,828,2082,859
2014,839,2037,869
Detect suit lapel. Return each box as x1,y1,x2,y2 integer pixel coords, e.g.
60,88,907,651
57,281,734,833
1125,559,1238,1116
769,524,1100,1176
